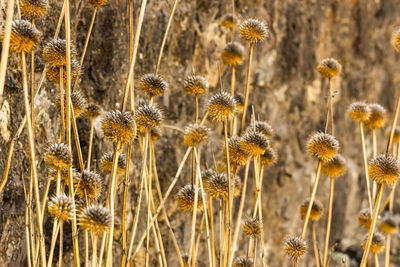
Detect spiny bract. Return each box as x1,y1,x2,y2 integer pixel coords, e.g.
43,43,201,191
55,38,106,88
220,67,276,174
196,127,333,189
321,154,347,178
233,256,253,267
283,236,307,263
175,185,203,212
134,104,162,133
208,92,237,122
44,143,72,170
100,152,127,175
101,110,136,145
9,20,41,53
221,42,245,67
48,194,75,222
183,75,208,96
43,38,77,66
56,90,88,119
240,130,270,156
225,136,250,168
347,102,370,123
300,198,324,221
316,58,342,78
358,208,373,229
46,59,81,84
20,0,49,20
368,154,400,186
246,120,274,138
138,73,168,98
183,124,210,147
84,103,102,119
79,204,112,234
239,18,268,43
365,103,386,130
306,132,339,162
362,232,385,254
74,169,103,201
260,147,278,166
242,217,262,237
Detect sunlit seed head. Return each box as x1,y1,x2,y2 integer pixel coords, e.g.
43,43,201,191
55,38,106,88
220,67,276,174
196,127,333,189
232,256,253,267
283,236,307,263
201,169,217,188
83,103,102,119
224,136,250,169
362,232,385,254
246,121,274,138
87,0,107,8
101,110,136,145
221,13,237,30
43,38,77,66
358,208,372,229
306,132,339,162
20,0,49,20
379,215,397,235
74,169,103,201
260,147,278,167
300,198,324,222
79,204,112,234
138,73,168,98
369,154,400,186
46,59,81,84
9,19,41,53
184,75,208,96
321,154,347,178
183,123,210,147
48,194,75,222
347,102,370,123
240,130,269,157
44,143,72,170
134,104,162,134
242,217,262,237
175,185,203,212
316,58,341,78
221,42,245,67
391,28,400,53
208,92,237,122
100,152,127,175
239,18,268,43
365,104,386,130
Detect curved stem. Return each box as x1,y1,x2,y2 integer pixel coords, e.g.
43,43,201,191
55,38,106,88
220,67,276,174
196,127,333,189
312,222,321,267
322,177,334,267
240,43,254,132
360,122,374,214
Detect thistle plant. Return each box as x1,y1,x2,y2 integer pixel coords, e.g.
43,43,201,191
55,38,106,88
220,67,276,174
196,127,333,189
284,235,307,267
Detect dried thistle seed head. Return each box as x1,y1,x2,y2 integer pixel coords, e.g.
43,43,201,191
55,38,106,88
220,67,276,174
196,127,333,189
87,0,107,8
362,232,385,254
74,170,103,201
175,185,203,212
365,104,386,130
242,217,262,237
100,152,127,175
221,13,237,30
358,208,372,228
247,121,274,138
20,0,49,20
225,136,250,168
79,204,112,234
379,215,397,235
44,143,72,170
201,169,217,188
232,256,253,267
183,75,208,96
83,103,102,119
101,110,136,145
9,19,41,53
240,130,269,157
306,132,339,162
321,154,347,178
208,92,237,122
138,73,168,98
48,167,79,185
300,198,324,222
203,172,229,199
222,42,245,67
387,126,400,143
391,28,400,53
134,104,162,133
151,126,162,141
43,38,77,66
239,18,268,43
48,194,75,221
347,102,370,123
260,147,278,167
183,124,210,147
46,59,81,84
234,93,245,113
369,154,400,185
56,90,88,118
283,236,307,263
316,58,341,78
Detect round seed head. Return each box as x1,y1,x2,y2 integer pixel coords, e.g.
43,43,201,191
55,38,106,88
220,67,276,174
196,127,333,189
369,154,400,185
203,172,241,199
260,147,278,167
306,132,339,162
9,20,41,53
208,92,237,122
44,143,72,170
234,93,245,113
365,104,386,130
242,217,262,237
184,75,208,96
300,198,324,222
43,39,77,66
391,28,400,53
201,169,217,188
283,236,307,263
379,215,397,235
101,110,136,145
347,102,370,123
246,121,274,138
175,185,203,212
239,18,268,43
321,154,347,178
240,130,269,157
83,103,102,119
20,0,49,20
224,136,250,169
74,170,103,201
183,124,210,147
79,204,112,234
87,0,107,8
387,126,400,143
233,256,253,267
56,90,88,118
135,104,162,133
316,58,341,78
362,232,385,254
48,194,75,221
221,13,237,30
358,208,373,229
138,73,168,98
221,42,245,68
151,126,162,141
46,59,81,84
48,167,79,185
100,152,127,175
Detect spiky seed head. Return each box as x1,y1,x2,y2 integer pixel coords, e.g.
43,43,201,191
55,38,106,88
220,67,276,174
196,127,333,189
306,132,339,162
387,126,400,143
74,170,103,201
48,167,79,185
46,59,81,84
232,256,253,267
358,208,372,228
300,198,324,222
201,169,217,190
316,58,342,78
83,103,102,119
56,90,88,118
379,215,397,235
221,13,237,30
365,104,386,130
369,154,400,185
260,147,278,167
208,92,237,122
391,28,400,53
9,20,41,53
150,126,162,141
87,0,107,8
224,136,250,169
44,143,72,170
321,154,347,178
101,110,136,145
240,130,269,157
48,194,75,221
239,18,268,43
242,217,262,237
247,121,274,138
221,42,245,67
347,102,370,123
183,75,208,96
283,236,307,263
79,204,112,234
20,0,49,20
183,124,210,147
43,39,77,66
362,232,385,254
134,104,162,133
203,172,241,199
234,93,245,113
175,185,203,212
100,152,127,175
138,73,168,98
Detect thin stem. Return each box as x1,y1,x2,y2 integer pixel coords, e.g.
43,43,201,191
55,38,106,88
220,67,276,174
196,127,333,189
0,136,16,194
379,186,395,215
92,235,98,267
230,67,236,96
375,253,380,267
21,175,32,267
385,94,400,154
84,230,89,267
360,122,374,214
195,95,199,123
58,222,63,267
372,129,378,203
240,42,254,132
30,30,35,125
384,234,391,267
145,133,152,267
312,222,321,267
223,120,232,265
328,78,334,136
230,0,235,41
0,0,14,102
253,238,257,267
87,119,95,169
59,68,65,142
98,232,106,267
322,177,334,267
71,105,84,171
47,221,60,267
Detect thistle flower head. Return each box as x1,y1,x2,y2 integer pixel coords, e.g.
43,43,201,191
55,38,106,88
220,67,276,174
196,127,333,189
203,172,241,199
369,154,400,185
43,38,77,66
84,103,102,119
101,110,136,145
365,104,386,130
283,236,307,263
56,90,88,118
184,75,208,96
201,169,217,187
358,208,373,228
151,126,162,141
306,132,339,162
221,42,245,67
362,232,385,254
9,20,41,53
232,256,253,267
208,92,237,122
175,185,203,212
347,102,370,123
240,130,270,157
135,104,162,133
138,73,168,98
100,152,127,175
239,18,268,43
74,170,103,201
242,217,262,237
79,204,112,234
44,143,72,170
183,124,210,147
387,126,400,143
379,215,397,235
48,167,79,185
46,59,81,84
221,13,237,30
247,121,274,138
20,0,49,20
321,154,347,178
260,147,278,167
391,28,400,53
316,58,342,78
234,93,245,113
300,198,324,222
48,194,75,221
224,136,250,169
87,0,107,8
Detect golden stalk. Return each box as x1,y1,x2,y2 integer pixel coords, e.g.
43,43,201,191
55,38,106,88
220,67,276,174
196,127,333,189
87,118,95,169
385,94,400,154
0,0,14,102
47,221,60,267
98,233,106,267
230,0,235,41
384,234,391,267
71,105,84,171
92,234,98,267
219,199,225,267
21,175,33,267
59,222,64,267
360,122,374,214
223,120,233,265
188,153,201,266
240,42,254,131
312,222,321,267
322,177,334,267
59,68,65,142
30,20,35,125
375,253,380,267
85,230,89,267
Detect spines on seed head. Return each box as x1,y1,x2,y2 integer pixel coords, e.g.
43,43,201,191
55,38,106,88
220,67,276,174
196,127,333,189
232,256,253,267
224,136,250,169
87,0,107,8
48,194,75,222
101,110,136,145
300,198,324,222
183,124,210,147
79,204,112,234
365,104,386,130
46,59,81,84
43,38,77,66
221,42,245,67
260,147,278,167
246,120,274,138
74,169,103,201
283,235,307,263
321,154,347,178
151,126,162,141
49,167,79,185
242,217,262,237
317,58,341,79
175,185,203,212
362,232,385,254
306,132,339,162
44,143,72,170
100,152,127,175
9,19,41,53
234,93,245,113
240,130,269,157
239,18,268,43
184,75,208,96
391,28,400,53
138,73,168,98
134,104,162,134
20,0,49,20
369,154,400,186
208,92,237,122
358,208,373,229
348,102,370,123
56,90,88,118
84,103,102,119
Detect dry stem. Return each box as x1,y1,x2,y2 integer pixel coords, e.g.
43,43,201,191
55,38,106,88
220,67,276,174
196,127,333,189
360,122,373,214
312,222,321,267
322,177,334,267
240,43,254,131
